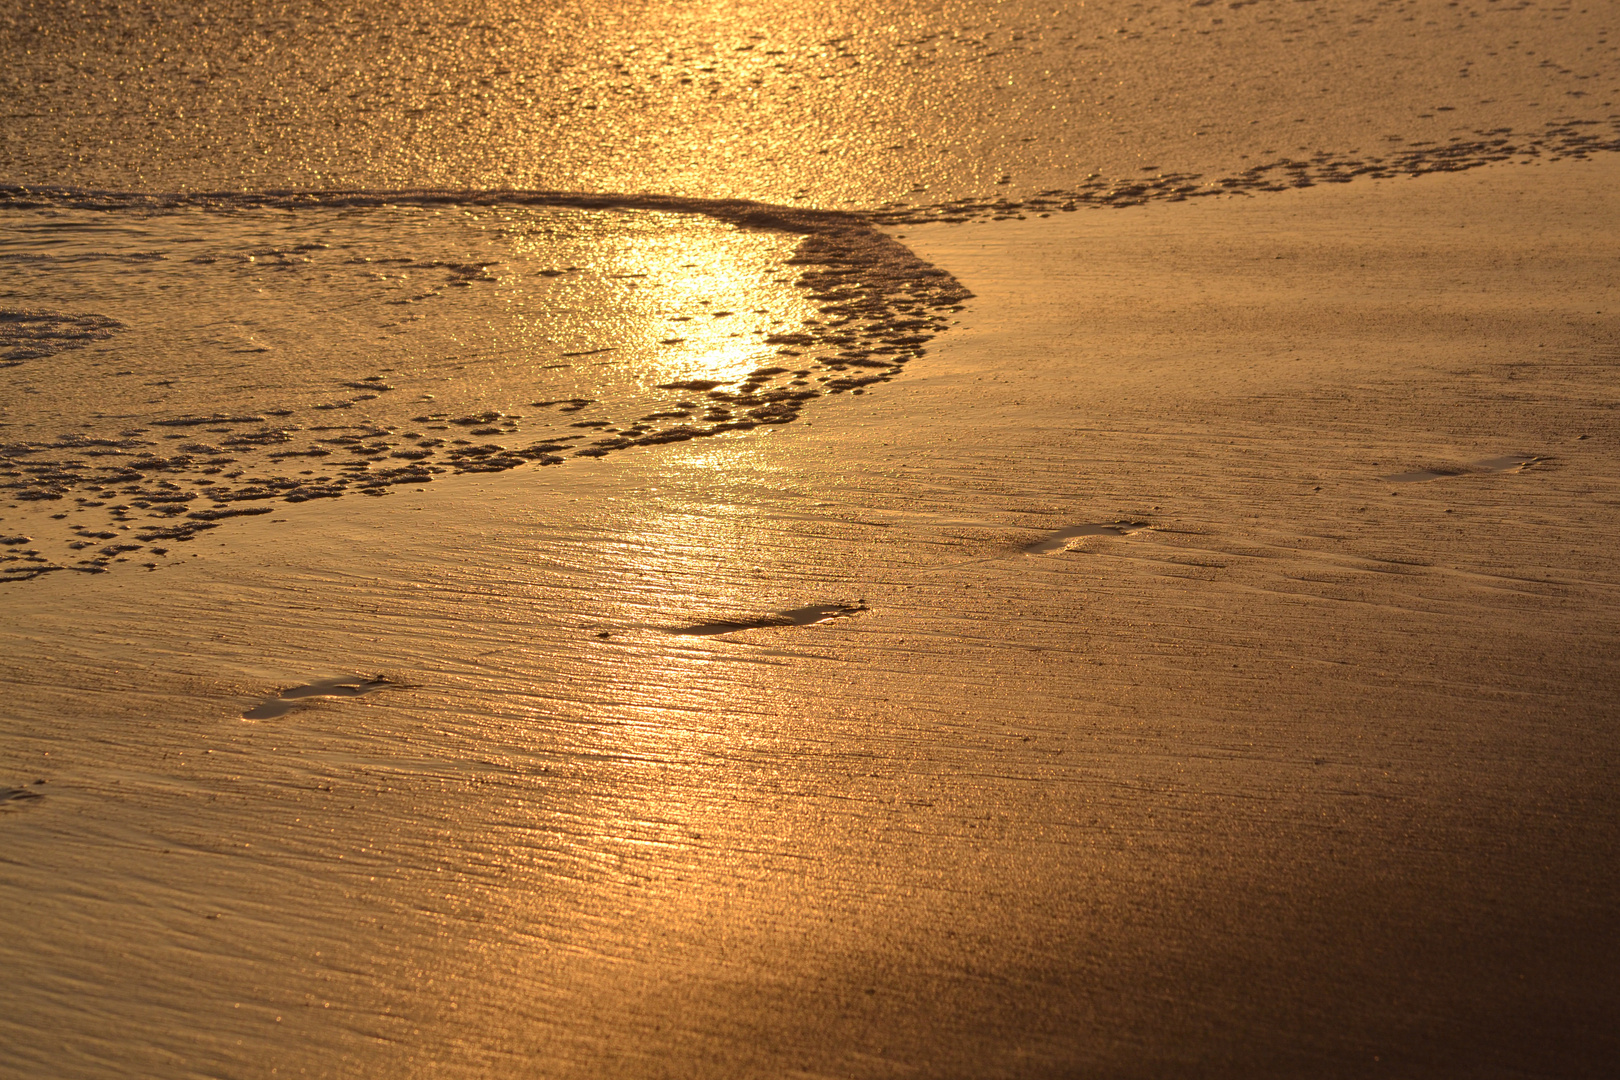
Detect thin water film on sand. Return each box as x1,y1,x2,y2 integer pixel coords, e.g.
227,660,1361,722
0,190,968,580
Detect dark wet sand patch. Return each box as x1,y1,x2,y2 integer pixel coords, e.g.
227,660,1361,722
671,601,869,636
1025,521,1150,554
1382,455,1547,483
243,676,397,720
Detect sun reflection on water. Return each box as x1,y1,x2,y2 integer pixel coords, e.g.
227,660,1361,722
459,204,819,391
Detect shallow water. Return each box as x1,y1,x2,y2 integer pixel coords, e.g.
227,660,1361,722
3,0,1617,203
0,191,966,577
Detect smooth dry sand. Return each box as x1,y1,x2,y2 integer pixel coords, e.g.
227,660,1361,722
2,157,1618,1078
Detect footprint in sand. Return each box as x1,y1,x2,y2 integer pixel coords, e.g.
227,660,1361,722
670,601,869,636
1381,455,1547,484
1025,521,1150,555
0,785,45,812
243,676,396,719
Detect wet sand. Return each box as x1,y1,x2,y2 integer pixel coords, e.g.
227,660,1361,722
2,155,1617,1076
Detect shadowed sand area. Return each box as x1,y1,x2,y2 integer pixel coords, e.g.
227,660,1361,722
1,156,1617,1076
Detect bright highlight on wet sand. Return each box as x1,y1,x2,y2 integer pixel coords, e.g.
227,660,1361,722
2,1,1619,1077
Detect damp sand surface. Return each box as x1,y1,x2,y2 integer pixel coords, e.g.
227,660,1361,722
2,159,1619,1077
